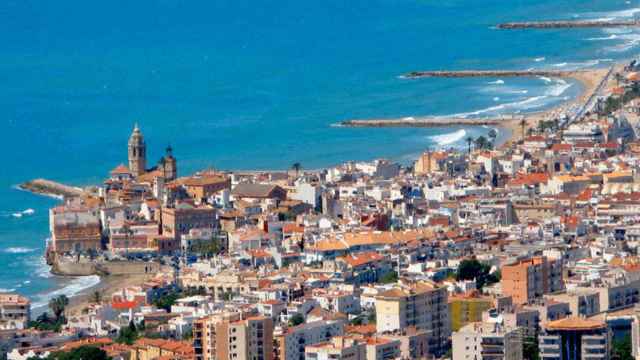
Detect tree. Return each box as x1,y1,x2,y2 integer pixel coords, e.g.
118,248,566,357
456,259,499,290
36,346,110,360
466,136,474,154
49,295,69,321
523,336,540,360
487,129,498,144
153,291,180,312
474,136,492,150
116,320,139,345
379,271,399,284
91,290,102,304
612,336,633,360
519,118,527,141
291,162,302,177
288,313,304,327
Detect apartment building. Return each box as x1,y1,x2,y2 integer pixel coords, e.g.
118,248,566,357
193,312,273,360
501,256,564,305
539,317,610,360
375,281,450,357
0,294,30,330
274,319,345,360
452,322,523,360
304,336,366,360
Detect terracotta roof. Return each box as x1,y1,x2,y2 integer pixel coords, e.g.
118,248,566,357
545,317,605,331
338,252,385,268
110,164,131,175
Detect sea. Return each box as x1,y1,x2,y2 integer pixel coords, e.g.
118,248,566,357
0,0,639,309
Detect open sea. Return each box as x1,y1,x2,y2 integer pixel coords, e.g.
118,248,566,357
0,0,639,308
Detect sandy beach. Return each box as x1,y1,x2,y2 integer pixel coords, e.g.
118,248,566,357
64,274,156,316
498,66,618,146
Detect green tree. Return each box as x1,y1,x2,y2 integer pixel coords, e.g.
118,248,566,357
91,290,102,304
612,336,633,360
49,295,69,320
466,136,474,154
291,162,302,177
456,259,499,290
36,345,110,360
116,320,139,345
288,313,305,327
379,271,399,284
523,336,540,360
153,291,180,312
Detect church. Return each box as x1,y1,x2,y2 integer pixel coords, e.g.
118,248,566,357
110,124,178,182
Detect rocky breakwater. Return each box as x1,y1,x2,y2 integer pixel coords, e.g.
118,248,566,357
403,70,576,79
497,20,640,29
338,117,503,128
19,178,85,199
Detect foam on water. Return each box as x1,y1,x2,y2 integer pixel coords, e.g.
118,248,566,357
429,129,467,146
487,79,505,85
4,247,36,254
32,275,100,309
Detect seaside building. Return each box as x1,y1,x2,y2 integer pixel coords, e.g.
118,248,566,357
161,204,217,241
49,206,102,253
501,256,564,305
0,294,30,330
128,124,147,177
538,317,610,360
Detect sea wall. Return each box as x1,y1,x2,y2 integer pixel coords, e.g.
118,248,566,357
51,255,161,277
497,20,640,29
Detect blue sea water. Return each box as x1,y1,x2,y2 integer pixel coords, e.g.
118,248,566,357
0,0,639,306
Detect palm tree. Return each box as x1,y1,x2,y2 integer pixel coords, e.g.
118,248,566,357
291,162,301,177
466,136,474,154
615,72,623,86
49,295,69,320
487,129,497,144
519,118,527,141
91,290,102,304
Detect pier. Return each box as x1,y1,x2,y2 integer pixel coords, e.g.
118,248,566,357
338,117,504,128
497,20,640,30
403,70,576,79
19,178,85,199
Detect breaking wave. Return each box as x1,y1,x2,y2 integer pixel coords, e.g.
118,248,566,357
4,247,36,254
429,129,467,146
32,275,101,309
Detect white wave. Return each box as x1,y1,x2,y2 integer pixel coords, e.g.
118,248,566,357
23,280,31,284
493,97,500,101
403,116,415,120
545,80,573,97
539,76,552,83
11,213,22,218
605,31,640,52
0,288,16,293
534,57,546,62
553,62,568,67
4,247,36,254
429,129,467,146
584,7,640,19
32,275,101,309
587,34,618,41
487,79,505,85
22,209,35,215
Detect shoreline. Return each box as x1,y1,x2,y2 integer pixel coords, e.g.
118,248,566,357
337,67,615,148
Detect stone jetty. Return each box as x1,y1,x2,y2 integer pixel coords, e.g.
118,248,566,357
337,117,505,128
497,20,640,29
19,178,85,199
404,70,576,79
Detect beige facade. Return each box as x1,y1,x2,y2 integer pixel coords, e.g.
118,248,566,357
452,322,523,360
375,281,450,357
193,312,273,360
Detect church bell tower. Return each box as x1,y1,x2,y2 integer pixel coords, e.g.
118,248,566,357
128,123,146,177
